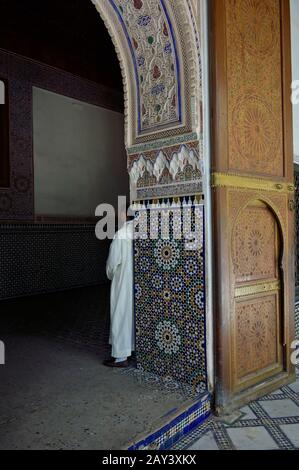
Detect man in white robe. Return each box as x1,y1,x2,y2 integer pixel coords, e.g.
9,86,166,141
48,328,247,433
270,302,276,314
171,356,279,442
103,212,135,368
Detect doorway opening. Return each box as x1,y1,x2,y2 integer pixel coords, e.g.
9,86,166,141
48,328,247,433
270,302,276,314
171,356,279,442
0,0,194,450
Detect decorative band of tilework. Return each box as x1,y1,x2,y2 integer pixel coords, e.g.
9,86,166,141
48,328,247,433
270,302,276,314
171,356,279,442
0,224,109,299
136,181,203,200
127,133,199,155
134,201,207,391
127,393,211,450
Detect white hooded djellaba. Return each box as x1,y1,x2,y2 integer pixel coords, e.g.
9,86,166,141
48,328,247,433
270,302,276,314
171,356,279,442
106,221,135,359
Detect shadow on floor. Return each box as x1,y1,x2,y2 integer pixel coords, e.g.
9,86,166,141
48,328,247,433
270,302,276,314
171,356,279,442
0,286,186,450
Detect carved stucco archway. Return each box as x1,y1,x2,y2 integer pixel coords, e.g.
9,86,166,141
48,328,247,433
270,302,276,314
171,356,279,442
91,0,210,395
91,0,203,200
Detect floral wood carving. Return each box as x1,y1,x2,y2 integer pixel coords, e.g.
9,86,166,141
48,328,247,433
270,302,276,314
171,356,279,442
232,205,277,283
236,295,278,380
226,0,284,176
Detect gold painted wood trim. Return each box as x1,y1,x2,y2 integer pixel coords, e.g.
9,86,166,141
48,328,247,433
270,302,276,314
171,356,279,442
212,173,294,193
234,281,281,298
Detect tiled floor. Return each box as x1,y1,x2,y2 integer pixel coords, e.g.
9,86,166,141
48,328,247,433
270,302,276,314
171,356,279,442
173,368,299,450
1,286,298,450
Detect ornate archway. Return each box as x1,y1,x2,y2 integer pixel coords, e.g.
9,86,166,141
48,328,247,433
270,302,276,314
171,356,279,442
91,0,210,396
91,0,203,200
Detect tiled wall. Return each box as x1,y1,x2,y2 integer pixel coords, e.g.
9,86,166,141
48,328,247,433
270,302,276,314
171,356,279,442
134,202,207,392
0,224,109,300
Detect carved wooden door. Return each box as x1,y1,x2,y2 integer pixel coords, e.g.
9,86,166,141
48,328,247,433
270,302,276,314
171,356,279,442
210,0,296,411
232,201,283,392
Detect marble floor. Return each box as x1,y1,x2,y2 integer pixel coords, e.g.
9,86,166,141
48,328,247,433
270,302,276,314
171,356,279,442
173,368,299,450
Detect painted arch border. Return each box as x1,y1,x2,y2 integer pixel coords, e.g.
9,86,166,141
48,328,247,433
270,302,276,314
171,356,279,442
107,0,183,136
90,0,202,147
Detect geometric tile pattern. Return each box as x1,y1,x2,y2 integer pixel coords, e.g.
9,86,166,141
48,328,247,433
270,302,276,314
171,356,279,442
0,224,110,299
136,179,203,201
121,363,206,400
173,369,299,450
134,202,207,391
0,285,111,356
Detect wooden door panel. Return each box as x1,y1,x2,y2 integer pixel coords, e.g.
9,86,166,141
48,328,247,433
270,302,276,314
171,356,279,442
232,202,283,392
234,291,283,390
226,0,284,177
211,0,295,411
232,204,279,284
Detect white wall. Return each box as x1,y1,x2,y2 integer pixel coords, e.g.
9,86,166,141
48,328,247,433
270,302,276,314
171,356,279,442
33,87,129,216
291,0,299,162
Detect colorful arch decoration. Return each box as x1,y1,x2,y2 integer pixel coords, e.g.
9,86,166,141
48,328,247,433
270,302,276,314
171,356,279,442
91,0,202,152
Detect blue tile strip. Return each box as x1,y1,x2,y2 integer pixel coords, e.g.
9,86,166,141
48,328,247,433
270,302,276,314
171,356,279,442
127,393,211,450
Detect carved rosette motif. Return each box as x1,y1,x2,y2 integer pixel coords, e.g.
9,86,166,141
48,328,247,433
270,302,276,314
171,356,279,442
232,0,278,58
226,0,283,176
228,190,287,237
236,296,278,379
232,95,280,171
232,205,277,282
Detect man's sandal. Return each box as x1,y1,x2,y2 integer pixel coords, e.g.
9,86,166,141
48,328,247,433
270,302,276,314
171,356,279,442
103,358,129,368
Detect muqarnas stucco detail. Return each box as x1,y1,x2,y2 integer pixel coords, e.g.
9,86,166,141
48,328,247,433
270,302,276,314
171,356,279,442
134,203,207,392
129,140,203,199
